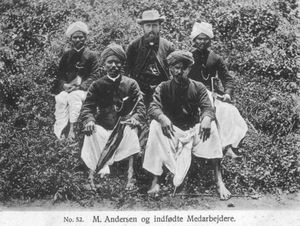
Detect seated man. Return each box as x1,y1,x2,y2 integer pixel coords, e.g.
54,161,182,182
80,44,146,191
189,22,248,157
143,50,231,200
54,21,99,140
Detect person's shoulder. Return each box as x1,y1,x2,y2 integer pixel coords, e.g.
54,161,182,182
160,37,174,47
91,75,107,85
122,75,139,85
191,48,198,55
159,80,172,89
208,50,222,60
128,37,143,48
189,79,207,89
122,75,133,82
83,48,98,58
61,47,72,56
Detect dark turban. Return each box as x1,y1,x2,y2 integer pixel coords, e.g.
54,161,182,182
167,50,194,66
100,43,127,65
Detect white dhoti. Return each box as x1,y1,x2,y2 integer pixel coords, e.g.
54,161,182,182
54,90,86,139
81,125,140,174
207,91,248,148
143,120,222,187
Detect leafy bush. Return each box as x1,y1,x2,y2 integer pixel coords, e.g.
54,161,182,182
0,0,299,203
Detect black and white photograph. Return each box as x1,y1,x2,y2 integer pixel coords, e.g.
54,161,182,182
0,0,299,225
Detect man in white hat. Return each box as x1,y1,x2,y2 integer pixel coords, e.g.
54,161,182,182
54,21,100,140
126,9,174,106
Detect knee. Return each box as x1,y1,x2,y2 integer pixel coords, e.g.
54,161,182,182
55,91,69,104
149,120,161,131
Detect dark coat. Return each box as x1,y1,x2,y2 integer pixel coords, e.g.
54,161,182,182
57,47,100,91
188,49,234,96
149,79,215,130
126,36,174,87
81,75,146,130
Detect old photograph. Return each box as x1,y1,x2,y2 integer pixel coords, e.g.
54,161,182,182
0,0,299,225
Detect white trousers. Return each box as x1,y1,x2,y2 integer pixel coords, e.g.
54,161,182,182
54,90,86,139
208,91,248,148
81,125,140,174
143,120,222,187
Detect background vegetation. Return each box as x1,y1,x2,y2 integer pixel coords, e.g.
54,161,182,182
0,0,299,206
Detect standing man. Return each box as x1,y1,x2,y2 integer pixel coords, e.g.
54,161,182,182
81,44,145,191
54,21,99,140
126,9,174,106
189,22,248,157
143,50,231,200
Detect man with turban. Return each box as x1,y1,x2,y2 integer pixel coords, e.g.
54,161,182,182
143,50,231,200
189,22,248,158
80,43,146,191
54,21,99,140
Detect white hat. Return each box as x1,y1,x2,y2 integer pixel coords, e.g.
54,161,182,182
137,10,166,24
65,21,89,38
190,22,214,40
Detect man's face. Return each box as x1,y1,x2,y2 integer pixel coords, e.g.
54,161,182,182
169,62,191,86
193,33,210,51
142,21,160,43
104,55,122,78
70,31,86,50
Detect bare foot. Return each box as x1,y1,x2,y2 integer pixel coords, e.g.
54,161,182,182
88,177,96,191
125,179,138,192
217,182,231,200
67,131,75,141
147,184,160,194
225,147,241,159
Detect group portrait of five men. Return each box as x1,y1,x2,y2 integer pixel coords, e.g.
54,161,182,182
53,9,248,200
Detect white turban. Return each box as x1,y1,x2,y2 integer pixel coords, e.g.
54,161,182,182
65,21,89,38
190,22,214,40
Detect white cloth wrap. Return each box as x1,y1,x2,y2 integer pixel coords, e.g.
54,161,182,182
81,125,140,174
143,120,222,187
207,90,248,148
66,21,89,38
54,90,86,139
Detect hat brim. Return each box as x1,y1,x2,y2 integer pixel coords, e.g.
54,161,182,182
137,16,166,24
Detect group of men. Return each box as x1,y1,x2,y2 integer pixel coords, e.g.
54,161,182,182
53,10,248,200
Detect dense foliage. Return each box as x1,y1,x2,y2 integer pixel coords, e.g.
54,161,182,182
0,0,299,204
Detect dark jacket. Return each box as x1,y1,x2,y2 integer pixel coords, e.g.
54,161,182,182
81,75,146,130
58,47,100,91
149,79,215,130
126,36,174,84
188,49,234,96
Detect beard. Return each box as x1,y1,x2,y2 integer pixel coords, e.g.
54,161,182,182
107,67,120,78
144,31,159,44
173,74,189,88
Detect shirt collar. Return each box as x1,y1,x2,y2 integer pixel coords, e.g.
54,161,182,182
73,46,85,53
107,74,121,82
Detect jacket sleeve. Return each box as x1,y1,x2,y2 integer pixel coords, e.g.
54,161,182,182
79,52,100,91
57,52,68,91
168,41,175,55
148,83,165,121
126,42,136,76
129,80,146,124
80,82,98,126
197,83,215,121
217,57,234,96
